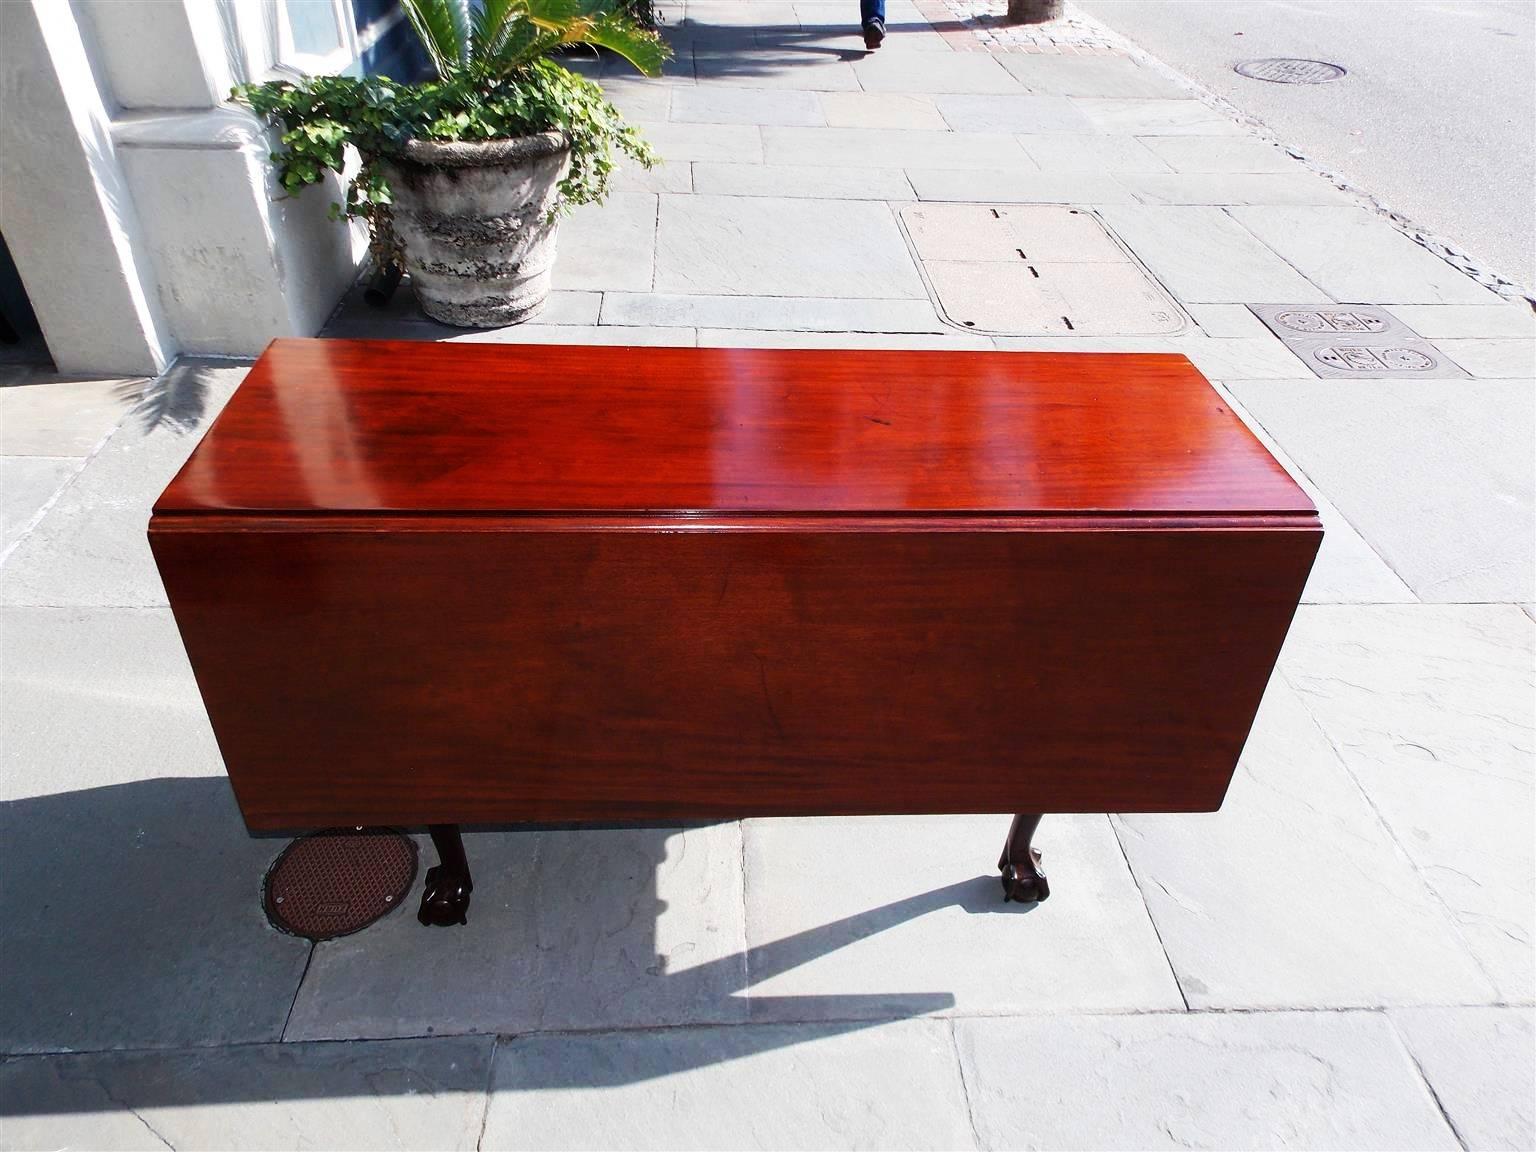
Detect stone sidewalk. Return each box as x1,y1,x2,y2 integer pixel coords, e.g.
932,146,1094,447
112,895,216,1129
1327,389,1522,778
2,2,1533,1149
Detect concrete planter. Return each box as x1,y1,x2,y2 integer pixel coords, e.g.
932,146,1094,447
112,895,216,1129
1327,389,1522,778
381,133,571,327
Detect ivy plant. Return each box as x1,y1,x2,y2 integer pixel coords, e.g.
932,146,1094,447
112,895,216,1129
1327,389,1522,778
234,0,665,268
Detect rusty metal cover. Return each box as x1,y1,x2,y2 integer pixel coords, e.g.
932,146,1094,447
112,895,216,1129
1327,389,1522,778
264,828,417,940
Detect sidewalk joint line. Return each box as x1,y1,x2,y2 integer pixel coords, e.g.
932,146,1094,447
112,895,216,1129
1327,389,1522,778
1106,813,1190,1011
278,941,316,1044
946,1017,986,1150
1384,1013,1471,1151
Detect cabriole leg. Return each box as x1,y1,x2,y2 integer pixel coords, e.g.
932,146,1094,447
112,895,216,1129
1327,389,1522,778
418,824,473,926
998,813,1050,903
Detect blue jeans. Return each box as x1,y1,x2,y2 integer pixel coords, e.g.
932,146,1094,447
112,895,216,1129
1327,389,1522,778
861,0,884,24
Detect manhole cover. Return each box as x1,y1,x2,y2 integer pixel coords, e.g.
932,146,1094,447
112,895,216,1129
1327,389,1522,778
898,204,1188,336
1248,304,1467,379
264,828,417,940
1235,58,1346,84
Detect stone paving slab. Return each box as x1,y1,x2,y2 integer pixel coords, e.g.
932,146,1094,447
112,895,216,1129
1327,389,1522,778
997,53,1187,98
286,824,748,1040
954,1010,1459,1151
690,161,916,199
0,606,222,800
0,772,308,1052
1186,301,1274,338
1096,205,1330,303
1157,333,1303,377
1225,377,1535,603
1016,133,1172,172
986,336,1307,379
683,0,799,27
1072,97,1247,136
0,360,245,608
0,457,76,553
456,325,700,346
669,86,822,126
597,75,674,120
0,370,141,456
933,92,1097,133
785,23,956,53
633,120,765,162
1384,303,1536,338
693,47,862,91
1230,206,1505,305
763,125,1035,170
906,167,1134,203
1209,386,1416,604
1121,171,1354,206
552,192,658,292
1280,606,1536,1003
817,91,948,130
323,317,699,346
1115,675,1496,1010
1433,336,1536,378
697,327,994,349
654,193,927,297
852,50,1022,93
1138,135,1300,173
600,292,947,332
741,815,1183,1020
482,1021,975,1150
0,1036,495,1152
612,158,694,192
1389,1007,1536,1152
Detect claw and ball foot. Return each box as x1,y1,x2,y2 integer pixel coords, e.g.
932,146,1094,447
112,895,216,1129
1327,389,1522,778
999,813,1050,903
419,824,473,926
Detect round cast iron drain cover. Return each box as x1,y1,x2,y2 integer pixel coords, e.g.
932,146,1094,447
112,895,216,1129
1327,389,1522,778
1234,58,1346,84
264,828,417,940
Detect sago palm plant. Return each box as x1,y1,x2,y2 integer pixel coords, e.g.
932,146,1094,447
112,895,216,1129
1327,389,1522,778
401,0,666,82
235,0,666,274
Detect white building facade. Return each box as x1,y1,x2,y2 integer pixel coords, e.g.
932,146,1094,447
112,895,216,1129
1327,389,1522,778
1,0,414,375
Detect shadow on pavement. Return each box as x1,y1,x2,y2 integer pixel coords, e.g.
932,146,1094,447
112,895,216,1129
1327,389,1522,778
0,776,1037,1113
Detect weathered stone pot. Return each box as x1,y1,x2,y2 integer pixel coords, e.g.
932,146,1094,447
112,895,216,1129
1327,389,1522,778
381,133,571,327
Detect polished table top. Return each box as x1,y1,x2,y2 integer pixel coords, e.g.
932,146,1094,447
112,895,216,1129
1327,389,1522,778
155,339,1313,520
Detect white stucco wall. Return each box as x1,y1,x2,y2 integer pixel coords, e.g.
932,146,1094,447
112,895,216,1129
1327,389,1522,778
0,1,174,375
114,109,363,356
2,0,367,375
84,0,233,110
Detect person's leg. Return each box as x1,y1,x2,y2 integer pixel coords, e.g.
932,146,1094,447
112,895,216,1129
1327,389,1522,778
860,0,885,47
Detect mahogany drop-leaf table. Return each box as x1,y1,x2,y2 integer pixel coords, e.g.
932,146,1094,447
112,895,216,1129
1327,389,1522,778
151,339,1320,926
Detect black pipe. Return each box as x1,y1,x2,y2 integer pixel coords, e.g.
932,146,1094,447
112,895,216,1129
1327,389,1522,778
363,261,403,308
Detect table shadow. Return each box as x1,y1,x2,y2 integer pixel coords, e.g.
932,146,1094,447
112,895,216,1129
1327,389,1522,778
0,776,1037,1114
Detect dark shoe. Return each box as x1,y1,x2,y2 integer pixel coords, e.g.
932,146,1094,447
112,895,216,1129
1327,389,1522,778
862,17,885,49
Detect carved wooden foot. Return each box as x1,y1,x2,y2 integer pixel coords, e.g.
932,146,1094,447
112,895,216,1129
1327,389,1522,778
418,824,473,926
999,813,1050,903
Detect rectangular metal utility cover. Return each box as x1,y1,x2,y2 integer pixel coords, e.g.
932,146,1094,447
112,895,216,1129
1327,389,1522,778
899,205,1188,336
1248,305,1468,379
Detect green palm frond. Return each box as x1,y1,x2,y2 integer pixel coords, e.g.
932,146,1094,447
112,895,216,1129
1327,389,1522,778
517,0,666,76
579,11,665,76
470,0,521,59
486,18,568,74
405,0,667,81
520,0,588,32
401,0,473,79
